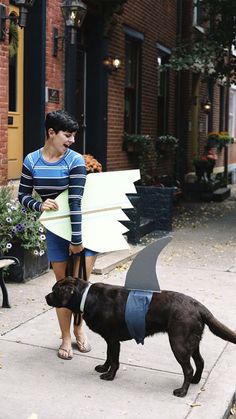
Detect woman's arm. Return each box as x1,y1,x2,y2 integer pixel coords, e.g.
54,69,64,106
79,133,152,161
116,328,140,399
18,156,43,212
68,154,87,246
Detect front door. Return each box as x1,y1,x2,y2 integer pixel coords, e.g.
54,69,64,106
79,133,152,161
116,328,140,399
8,5,24,179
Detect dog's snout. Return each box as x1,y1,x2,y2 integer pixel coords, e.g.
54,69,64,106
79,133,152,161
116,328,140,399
45,292,53,306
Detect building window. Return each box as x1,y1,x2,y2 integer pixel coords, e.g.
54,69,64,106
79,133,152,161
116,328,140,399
157,46,170,136
124,36,141,134
193,0,204,33
229,88,236,138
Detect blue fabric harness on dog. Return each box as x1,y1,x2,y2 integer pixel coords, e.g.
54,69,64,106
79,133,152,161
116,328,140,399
125,290,153,344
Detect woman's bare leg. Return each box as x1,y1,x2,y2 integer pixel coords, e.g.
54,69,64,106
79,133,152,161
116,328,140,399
73,255,97,352
51,261,73,359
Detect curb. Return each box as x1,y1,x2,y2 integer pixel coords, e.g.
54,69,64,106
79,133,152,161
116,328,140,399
93,245,144,274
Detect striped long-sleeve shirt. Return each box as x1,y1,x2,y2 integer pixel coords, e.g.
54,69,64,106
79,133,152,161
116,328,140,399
18,148,87,245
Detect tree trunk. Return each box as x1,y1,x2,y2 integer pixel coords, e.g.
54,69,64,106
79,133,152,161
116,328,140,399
190,73,201,170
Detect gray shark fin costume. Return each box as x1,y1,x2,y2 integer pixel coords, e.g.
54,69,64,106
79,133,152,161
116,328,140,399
124,236,172,344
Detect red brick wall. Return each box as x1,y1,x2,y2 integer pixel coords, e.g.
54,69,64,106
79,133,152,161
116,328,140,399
106,0,177,174
45,1,65,114
0,0,10,185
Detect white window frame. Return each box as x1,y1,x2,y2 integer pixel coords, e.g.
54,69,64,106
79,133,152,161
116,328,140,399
193,0,205,33
229,86,236,139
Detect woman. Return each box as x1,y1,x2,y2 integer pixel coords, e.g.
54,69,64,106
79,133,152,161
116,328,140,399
18,109,96,360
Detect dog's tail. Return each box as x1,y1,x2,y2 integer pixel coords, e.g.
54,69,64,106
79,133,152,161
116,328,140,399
200,304,236,344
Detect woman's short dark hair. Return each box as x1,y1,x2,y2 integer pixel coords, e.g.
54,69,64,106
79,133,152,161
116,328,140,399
45,110,79,137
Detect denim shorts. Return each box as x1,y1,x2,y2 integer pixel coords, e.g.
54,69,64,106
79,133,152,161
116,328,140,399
46,230,97,262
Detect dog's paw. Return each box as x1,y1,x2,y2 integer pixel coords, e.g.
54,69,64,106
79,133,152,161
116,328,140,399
191,374,201,384
95,364,109,373
100,371,116,381
173,388,187,397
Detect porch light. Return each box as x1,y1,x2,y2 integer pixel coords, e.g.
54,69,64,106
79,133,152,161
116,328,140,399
52,0,87,56
202,99,211,114
61,0,87,45
15,0,36,27
103,56,121,74
0,0,36,40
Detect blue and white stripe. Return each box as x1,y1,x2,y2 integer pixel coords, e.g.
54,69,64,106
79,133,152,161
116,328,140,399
18,148,87,245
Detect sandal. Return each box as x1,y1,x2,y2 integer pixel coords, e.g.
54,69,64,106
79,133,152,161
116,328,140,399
58,346,73,360
76,338,92,353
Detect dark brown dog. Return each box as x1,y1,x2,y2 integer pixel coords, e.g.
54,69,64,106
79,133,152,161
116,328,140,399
45,277,236,397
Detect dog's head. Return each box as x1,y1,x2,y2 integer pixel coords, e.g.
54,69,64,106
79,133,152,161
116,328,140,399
46,276,78,309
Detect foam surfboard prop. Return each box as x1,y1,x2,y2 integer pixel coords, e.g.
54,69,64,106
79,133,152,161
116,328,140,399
124,236,172,292
39,169,140,253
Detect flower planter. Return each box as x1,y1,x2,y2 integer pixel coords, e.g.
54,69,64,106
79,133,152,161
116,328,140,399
156,135,179,157
136,186,174,231
2,245,49,283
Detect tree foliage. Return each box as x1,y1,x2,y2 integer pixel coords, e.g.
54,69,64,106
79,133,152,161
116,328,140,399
163,0,236,85
201,0,236,48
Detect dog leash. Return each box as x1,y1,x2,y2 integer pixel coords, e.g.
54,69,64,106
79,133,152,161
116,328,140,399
66,249,87,281
67,250,88,324
78,249,87,281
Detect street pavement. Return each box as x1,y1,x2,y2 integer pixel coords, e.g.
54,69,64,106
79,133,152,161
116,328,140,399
1,186,236,419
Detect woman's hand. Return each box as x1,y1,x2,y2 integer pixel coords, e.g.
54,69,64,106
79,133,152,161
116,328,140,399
41,199,59,211
69,243,84,255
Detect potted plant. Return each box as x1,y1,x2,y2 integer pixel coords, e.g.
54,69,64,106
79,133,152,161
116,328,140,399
218,132,234,149
0,186,48,282
193,150,218,182
156,135,179,156
123,133,152,154
122,134,174,235
207,132,234,150
83,154,102,173
123,133,158,185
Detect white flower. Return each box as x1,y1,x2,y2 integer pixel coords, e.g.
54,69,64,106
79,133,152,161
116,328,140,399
39,250,45,256
39,226,44,233
40,234,46,241
6,217,12,223
6,243,12,249
34,250,39,256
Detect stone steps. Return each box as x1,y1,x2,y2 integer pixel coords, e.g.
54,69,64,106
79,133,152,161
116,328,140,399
213,187,231,202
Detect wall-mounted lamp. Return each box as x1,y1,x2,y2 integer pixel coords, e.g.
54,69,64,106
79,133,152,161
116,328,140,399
0,0,35,41
52,27,64,57
202,98,211,114
103,57,121,74
53,0,87,56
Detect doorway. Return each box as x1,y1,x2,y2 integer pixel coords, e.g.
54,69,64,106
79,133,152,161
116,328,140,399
8,5,24,179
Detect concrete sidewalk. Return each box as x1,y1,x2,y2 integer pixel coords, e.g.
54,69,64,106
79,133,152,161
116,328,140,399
1,190,236,419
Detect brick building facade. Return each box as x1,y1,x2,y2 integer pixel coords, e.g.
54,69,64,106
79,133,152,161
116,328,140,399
107,0,177,174
0,0,235,187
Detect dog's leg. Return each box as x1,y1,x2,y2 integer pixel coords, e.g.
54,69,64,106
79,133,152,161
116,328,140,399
95,345,111,374
191,346,204,384
98,339,120,381
169,336,194,397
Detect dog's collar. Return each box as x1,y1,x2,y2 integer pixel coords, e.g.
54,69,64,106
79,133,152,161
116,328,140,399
80,282,92,313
